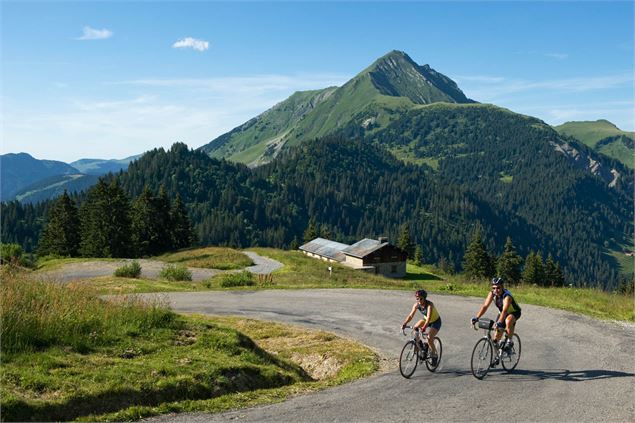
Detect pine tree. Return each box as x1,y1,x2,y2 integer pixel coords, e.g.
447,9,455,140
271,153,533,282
496,237,522,284
131,186,157,256
154,186,173,252
463,226,492,280
544,254,558,287
319,224,333,240
398,224,413,259
414,245,423,266
534,252,545,286
170,193,195,250
303,219,318,243
554,262,566,287
37,191,80,257
522,251,544,285
80,179,132,258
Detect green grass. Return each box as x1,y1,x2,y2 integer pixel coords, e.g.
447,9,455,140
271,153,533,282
34,247,634,322
35,257,121,272
155,247,252,270
0,272,378,422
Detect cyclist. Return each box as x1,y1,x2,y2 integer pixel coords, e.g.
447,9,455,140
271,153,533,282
471,277,521,352
401,289,442,365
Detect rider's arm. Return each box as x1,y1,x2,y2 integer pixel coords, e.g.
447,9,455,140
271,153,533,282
475,292,494,319
402,303,418,327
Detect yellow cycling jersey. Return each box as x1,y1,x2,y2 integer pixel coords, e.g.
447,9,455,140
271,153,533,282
417,301,440,323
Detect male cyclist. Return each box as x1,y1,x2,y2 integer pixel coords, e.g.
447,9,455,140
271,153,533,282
402,289,442,365
471,277,521,352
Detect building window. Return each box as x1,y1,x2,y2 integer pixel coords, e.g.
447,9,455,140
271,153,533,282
391,265,397,273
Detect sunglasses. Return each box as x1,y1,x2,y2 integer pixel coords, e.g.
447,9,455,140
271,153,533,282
492,287,502,290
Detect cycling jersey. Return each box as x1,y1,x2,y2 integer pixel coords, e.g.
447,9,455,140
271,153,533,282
494,289,521,314
417,300,441,323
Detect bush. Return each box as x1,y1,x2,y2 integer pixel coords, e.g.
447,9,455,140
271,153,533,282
114,261,142,278
160,264,192,281
220,271,255,287
0,243,33,268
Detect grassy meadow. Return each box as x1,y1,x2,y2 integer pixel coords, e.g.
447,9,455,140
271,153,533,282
0,269,377,422
33,246,634,322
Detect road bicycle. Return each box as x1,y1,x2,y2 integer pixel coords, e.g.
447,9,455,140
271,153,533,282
399,325,442,378
470,318,521,379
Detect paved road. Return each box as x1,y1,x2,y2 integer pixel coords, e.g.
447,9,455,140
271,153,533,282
141,289,635,423
37,251,282,282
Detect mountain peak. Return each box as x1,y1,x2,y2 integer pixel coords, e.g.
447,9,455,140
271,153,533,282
364,50,474,104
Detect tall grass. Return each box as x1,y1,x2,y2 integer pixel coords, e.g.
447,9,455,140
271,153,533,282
0,270,176,353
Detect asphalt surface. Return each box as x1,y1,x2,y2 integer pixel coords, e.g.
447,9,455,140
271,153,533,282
140,289,635,423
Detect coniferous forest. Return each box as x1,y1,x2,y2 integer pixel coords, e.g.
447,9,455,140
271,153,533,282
3,131,632,291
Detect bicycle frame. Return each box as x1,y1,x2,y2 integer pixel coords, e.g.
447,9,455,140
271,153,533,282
470,318,521,379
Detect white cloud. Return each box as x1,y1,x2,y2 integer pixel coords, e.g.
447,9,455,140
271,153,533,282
458,73,634,102
77,26,113,40
172,37,209,52
3,72,350,161
546,53,569,60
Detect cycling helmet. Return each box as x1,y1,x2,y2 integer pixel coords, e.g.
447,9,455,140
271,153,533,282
491,277,504,286
415,289,427,299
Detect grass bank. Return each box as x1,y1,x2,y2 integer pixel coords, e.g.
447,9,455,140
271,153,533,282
155,247,252,270
0,270,378,422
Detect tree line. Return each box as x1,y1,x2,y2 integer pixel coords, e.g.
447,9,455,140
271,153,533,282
37,180,195,258
2,137,631,290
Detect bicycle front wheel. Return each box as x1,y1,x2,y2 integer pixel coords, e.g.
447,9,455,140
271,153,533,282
399,340,419,378
425,337,442,372
501,334,521,372
471,338,493,380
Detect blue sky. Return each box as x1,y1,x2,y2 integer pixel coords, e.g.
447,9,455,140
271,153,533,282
2,1,633,162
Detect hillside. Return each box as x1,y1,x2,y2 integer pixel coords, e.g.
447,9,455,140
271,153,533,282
70,155,139,175
198,50,474,165
200,87,337,165
0,153,79,201
554,120,634,169
14,173,99,204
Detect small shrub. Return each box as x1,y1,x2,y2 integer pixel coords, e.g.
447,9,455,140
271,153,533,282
114,261,142,278
160,264,192,281
220,271,255,287
1,243,23,264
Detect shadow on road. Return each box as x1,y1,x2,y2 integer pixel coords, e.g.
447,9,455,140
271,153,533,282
493,368,635,382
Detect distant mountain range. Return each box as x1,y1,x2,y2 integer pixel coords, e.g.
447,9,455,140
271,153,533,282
0,153,138,203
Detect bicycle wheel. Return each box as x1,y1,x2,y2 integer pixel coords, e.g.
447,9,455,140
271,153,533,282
399,340,419,378
501,334,521,372
471,338,493,380
425,337,443,372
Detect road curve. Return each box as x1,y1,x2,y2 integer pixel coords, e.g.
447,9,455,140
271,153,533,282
141,289,635,423
36,252,282,283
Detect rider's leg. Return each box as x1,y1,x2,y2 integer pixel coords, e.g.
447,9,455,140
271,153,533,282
413,320,425,346
427,327,439,355
505,314,516,339
494,314,504,343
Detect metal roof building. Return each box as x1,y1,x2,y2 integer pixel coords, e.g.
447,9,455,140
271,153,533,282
299,237,350,262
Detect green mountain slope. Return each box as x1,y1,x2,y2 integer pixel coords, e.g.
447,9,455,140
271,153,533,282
198,50,474,165
14,174,99,204
200,87,337,165
554,120,634,169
